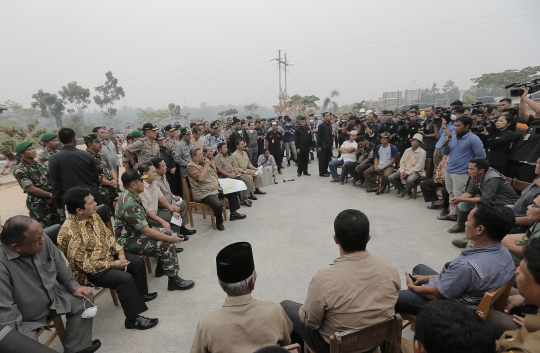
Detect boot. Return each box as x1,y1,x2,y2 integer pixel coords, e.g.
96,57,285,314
168,276,195,291
155,261,165,278
451,238,469,248
447,210,469,233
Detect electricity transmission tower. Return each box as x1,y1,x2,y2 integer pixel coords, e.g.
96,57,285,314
271,50,292,104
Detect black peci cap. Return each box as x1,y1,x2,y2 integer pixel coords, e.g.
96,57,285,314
216,242,255,283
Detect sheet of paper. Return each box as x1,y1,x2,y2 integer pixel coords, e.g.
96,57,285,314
175,197,183,205
170,216,183,226
218,178,247,194
254,166,263,176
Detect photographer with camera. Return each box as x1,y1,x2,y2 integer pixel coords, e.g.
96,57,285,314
507,87,540,183
519,87,540,125
433,107,458,170
421,106,438,176
478,114,515,176
379,111,399,145
397,110,422,157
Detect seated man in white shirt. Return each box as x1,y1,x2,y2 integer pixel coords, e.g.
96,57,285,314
257,149,278,176
388,133,426,199
328,130,358,184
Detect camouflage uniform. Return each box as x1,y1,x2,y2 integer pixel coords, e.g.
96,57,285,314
13,160,65,227
87,149,118,217
114,189,179,277
37,148,55,168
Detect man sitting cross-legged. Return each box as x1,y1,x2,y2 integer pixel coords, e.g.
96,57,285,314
190,242,293,353
281,209,400,353
0,216,101,353
232,139,266,198
58,186,159,330
215,142,255,207
396,201,516,315
114,169,194,291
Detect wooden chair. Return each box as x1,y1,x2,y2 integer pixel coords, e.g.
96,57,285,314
327,315,402,353
505,177,514,187
411,158,432,200
336,165,350,184
283,343,302,352
401,275,516,331
37,315,66,348
512,179,530,194
182,178,227,230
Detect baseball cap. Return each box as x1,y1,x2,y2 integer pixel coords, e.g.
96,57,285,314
380,132,391,139
142,123,158,131
164,124,175,132
180,127,191,136
359,108,366,113
121,169,144,186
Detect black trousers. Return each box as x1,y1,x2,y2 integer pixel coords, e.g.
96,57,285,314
297,149,310,174
508,160,537,183
419,179,449,208
281,300,330,353
86,253,148,321
318,147,332,175
395,264,439,315
347,162,372,182
201,192,240,225
269,148,283,171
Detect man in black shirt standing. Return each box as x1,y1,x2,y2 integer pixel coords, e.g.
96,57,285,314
397,110,422,156
49,128,102,209
294,116,312,177
265,122,284,174
317,112,333,177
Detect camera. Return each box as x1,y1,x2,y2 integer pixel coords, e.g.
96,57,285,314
471,118,497,134
470,102,486,116
356,116,368,124
397,117,409,125
506,79,540,97
434,107,451,125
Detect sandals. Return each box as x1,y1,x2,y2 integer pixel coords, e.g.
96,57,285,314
437,214,456,221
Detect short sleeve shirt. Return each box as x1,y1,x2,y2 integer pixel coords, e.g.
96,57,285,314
126,137,160,164
139,181,164,214
374,144,397,168
511,222,540,263
266,131,283,149
214,153,236,175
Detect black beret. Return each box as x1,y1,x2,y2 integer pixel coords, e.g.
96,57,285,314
216,242,255,283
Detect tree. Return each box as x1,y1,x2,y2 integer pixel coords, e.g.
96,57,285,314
137,108,171,126
322,90,340,113
0,119,47,152
1,100,41,126
243,102,261,119
351,100,366,113
218,109,238,119
93,71,125,128
31,90,65,129
168,103,181,121
471,66,540,97
442,80,461,102
63,114,88,137
59,81,91,119
288,94,320,108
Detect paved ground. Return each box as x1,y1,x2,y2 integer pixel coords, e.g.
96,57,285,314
34,157,462,352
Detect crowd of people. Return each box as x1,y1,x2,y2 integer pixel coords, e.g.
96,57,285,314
0,86,539,353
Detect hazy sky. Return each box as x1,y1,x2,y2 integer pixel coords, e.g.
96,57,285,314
2,0,539,111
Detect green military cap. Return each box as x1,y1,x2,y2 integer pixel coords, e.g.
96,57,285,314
83,133,102,144
14,141,33,153
131,130,143,138
40,132,57,142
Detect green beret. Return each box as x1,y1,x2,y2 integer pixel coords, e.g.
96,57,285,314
131,130,143,137
40,132,57,142
14,141,33,153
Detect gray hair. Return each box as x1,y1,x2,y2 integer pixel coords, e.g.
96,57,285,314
190,148,201,158
218,273,254,296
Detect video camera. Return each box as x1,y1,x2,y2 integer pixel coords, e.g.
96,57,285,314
356,116,368,124
434,107,452,125
470,102,486,116
505,79,540,97
471,117,497,134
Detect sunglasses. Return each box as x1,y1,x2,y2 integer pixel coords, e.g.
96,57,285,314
529,204,540,209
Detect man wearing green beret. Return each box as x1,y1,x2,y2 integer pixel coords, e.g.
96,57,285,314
84,133,119,218
38,131,59,168
122,130,142,170
12,141,65,228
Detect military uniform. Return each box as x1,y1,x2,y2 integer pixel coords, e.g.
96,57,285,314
126,137,160,165
164,137,178,157
175,140,196,177
37,148,55,168
87,149,118,217
122,149,138,170
497,312,540,352
114,189,179,277
13,160,65,227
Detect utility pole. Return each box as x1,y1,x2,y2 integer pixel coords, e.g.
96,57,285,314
271,50,292,104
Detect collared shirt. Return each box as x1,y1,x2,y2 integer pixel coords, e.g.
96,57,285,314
13,159,51,198
58,213,124,286
258,154,276,166
399,146,426,175
442,131,486,174
299,251,400,344
497,311,540,353
191,136,204,149
175,140,196,176
156,174,175,204
214,153,237,176
127,137,160,165
140,180,164,214
190,294,292,353
37,148,55,167
164,137,178,156
101,140,118,171
203,132,225,153
511,222,540,264
282,124,296,142
425,243,515,309
232,150,254,172
114,189,149,239
0,236,81,334
87,149,114,181
435,122,455,149
339,140,358,163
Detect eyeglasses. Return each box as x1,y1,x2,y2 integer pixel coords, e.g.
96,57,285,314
529,204,540,209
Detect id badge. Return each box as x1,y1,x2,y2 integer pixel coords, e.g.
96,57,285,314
524,134,530,141
272,139,275,144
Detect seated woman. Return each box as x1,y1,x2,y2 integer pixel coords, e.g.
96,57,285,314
187,147,246,231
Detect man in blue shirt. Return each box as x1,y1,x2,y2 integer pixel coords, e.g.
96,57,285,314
395,201,515,315
439,116,486,233
433,116,454,170
364,133,398,195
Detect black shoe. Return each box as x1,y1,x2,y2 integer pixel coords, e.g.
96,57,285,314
287,161,290,167
366,188,377,193
155,262,165,278
254,188,266,195
175,247,184,253
125,315,159,330
308,161,311,164
179,234,189,241
217,223,225,231
375,190,383,195
248,195,258,201
180,227,196,235
241,200,252,207
141,292,158,302
230,212,247,221
168,276,195,291
76,340,101,353
297,173,302,177
304,172,311,176
320,174,330,177
324,171,331,175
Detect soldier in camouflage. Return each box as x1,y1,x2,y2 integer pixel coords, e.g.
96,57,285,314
12,141,65,228
114,169,195,291
122,130,143,170
84,133,119,218
37,131,59,168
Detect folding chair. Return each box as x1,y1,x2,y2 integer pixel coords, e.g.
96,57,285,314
37,315,66,348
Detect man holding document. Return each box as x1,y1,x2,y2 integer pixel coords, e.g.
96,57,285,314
232,139,267,201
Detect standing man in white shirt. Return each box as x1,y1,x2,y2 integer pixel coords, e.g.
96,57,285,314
328,130,358,184
388,133,426,199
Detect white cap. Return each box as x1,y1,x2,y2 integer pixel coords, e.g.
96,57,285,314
271,121,277,125
359,108,366,113
366,109,373,115
350,130,358,135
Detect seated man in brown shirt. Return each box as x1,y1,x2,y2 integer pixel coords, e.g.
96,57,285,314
191,242,293,353
281,209,401,353
214,142,255,207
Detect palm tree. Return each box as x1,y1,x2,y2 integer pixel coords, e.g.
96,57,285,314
351,100,366,113
322,90,339,114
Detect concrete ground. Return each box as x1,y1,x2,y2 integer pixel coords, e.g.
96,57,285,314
39,157,461,352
